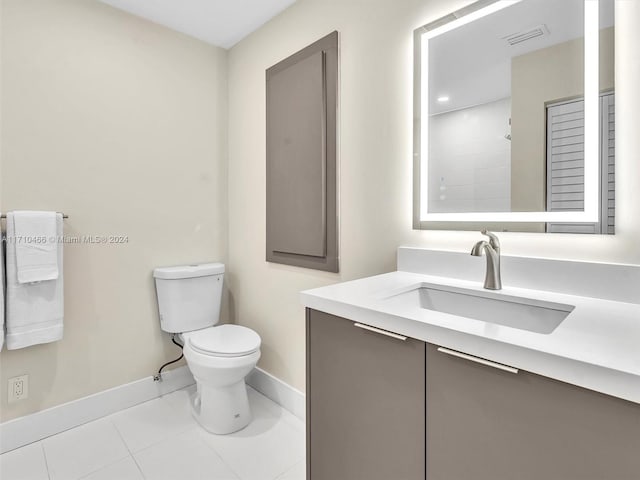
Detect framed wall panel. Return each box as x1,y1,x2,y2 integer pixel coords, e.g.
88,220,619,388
266,31,339,272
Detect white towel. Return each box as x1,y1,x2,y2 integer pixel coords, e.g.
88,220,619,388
5,212,64,350
12,211,59,284
0,223,5,351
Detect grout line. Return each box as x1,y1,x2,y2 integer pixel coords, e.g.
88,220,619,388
197,391,305,480
40,442,52,480
172,386,243,479
116,386,239,477
124,432,191,458
108,416,146,479
157,385,196,415
45,385,303,480
130,454,147,480
1,366,196,454
107,398,189,456
192,431,244,480
273,459,305,480
71,422,131,480
76,456,132,480
248,388,306,439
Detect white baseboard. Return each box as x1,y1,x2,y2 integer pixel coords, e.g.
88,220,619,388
0,366,195,454
246,367,305,422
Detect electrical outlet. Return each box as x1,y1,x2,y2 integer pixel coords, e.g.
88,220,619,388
8,375,29,403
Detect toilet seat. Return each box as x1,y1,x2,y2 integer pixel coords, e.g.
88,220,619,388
186,325,261,358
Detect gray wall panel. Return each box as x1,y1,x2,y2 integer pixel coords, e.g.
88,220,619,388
266,31,338,272
267,50,326,257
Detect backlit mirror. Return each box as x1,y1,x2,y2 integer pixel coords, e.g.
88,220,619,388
414,0,615,233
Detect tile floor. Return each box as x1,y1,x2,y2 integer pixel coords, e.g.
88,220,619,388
0,386,305,480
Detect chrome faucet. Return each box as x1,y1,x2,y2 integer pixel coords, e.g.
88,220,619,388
471,230,502,290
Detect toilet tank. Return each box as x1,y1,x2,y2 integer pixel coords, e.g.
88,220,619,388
153,263,225,333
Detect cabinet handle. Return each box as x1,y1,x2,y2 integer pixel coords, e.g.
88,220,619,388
437,347,519,374
354,323,407,341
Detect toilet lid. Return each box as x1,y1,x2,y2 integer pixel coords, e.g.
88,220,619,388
188,325,261,357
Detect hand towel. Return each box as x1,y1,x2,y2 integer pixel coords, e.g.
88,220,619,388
0,223,4,351
5,212,64,350
12,211,59,284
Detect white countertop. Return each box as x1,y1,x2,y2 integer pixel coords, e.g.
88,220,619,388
301,271,640,404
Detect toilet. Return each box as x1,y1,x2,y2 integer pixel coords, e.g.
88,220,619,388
153,263,261,434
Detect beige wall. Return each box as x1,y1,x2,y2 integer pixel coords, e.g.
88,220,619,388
0,0,228,421
511,28,615,213
227,0,640,393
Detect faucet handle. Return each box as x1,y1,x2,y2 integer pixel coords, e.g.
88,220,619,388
480,230,500,250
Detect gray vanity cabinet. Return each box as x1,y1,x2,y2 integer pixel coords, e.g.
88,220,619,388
426,343,640,480
306,309,426,480
307,309,640,480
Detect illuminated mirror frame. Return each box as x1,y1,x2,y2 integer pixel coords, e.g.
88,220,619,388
413,0,601,228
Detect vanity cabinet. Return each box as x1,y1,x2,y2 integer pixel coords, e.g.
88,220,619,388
306,309,425,480
426,343,640,480
307,309,640,480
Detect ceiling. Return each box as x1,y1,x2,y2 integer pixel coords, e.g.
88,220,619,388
428,0,615,115
97,0,297,49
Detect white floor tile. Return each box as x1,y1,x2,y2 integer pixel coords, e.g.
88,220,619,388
275,461,306,480
110,396,197,452
43,418,130,480
160,384,196,417
0,442,49,480
198,389,305,480
6,386,305,480
246,387,304,432
80,457,143,480
134,429,239,480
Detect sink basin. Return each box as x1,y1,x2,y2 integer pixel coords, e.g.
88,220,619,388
383,283,574,334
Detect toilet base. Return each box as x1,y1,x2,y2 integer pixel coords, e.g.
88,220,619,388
191,380,252,434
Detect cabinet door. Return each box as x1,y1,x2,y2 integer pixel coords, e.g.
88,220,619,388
426,343,640,480
307,309,425,480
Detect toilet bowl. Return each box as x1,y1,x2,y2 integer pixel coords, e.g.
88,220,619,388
153,263,262,434
182,325,261,434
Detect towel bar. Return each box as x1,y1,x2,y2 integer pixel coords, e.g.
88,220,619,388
1,213,68,219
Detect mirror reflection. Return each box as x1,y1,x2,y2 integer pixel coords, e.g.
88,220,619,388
425,0,614,234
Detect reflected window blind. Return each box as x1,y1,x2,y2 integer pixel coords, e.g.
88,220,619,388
602,93,615,234
545,93,615,234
